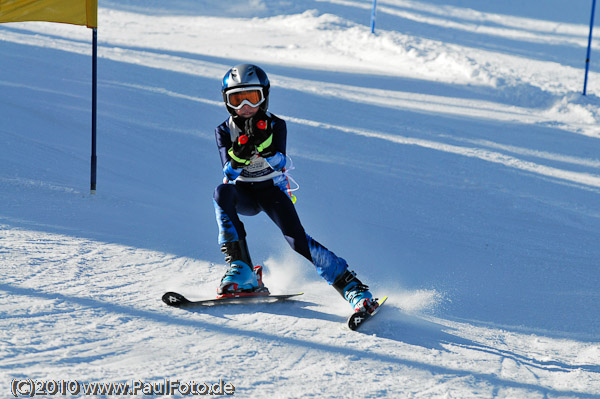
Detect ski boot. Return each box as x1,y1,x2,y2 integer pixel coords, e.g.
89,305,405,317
217,239,269,298
332,269,378,314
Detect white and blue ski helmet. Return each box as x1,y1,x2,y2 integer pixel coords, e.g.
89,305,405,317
222,64,270,116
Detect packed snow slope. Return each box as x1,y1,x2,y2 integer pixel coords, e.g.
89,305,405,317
2,0,600,397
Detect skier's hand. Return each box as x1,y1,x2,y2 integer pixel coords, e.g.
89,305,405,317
245,112,276,157
223,161,241,181
265,152,286,171
228,135,255,169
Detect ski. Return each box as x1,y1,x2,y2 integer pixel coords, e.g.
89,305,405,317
347,296,388,331
162,291,303,309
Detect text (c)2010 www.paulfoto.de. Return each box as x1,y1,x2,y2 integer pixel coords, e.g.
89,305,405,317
10,378,236,396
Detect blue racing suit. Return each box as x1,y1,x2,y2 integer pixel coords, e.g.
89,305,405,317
213,112,348,284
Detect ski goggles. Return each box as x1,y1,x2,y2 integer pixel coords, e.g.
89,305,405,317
225,86,265,110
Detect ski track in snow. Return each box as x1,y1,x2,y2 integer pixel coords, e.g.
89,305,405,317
1,0,600,397
2,226,599,398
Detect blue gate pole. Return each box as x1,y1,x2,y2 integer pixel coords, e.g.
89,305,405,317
584,0,597,95
91,27,98,193
370,0,377,34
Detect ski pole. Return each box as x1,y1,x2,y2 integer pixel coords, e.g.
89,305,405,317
584,0,597,95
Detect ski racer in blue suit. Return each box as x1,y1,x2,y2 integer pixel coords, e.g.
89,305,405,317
213,64,377,313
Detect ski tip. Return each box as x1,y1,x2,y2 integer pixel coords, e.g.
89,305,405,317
162,291,190,307
347,311,370,331
347,295,388,331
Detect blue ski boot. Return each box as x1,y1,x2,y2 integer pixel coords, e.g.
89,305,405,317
217,239,269,298
332,270,378,313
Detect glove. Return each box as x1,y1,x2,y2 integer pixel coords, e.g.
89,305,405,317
265,152,286,171
222,161,241,182
227,134,255,169
244,112,276,157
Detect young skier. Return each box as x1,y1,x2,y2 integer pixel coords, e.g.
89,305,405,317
213,63,378,313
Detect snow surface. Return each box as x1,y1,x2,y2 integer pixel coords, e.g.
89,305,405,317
1,0,600,397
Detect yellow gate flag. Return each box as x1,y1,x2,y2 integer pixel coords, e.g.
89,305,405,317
0,0,97,28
